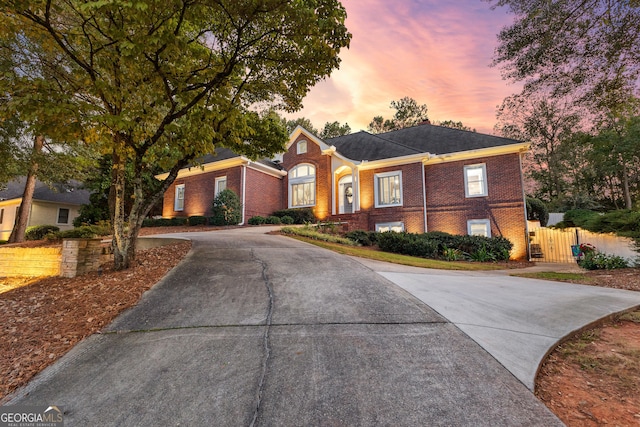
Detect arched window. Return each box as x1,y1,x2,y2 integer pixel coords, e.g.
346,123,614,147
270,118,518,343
289,163,316,207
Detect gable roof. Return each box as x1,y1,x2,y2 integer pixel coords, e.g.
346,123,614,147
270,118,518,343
0,177,91,205
325,124,524,162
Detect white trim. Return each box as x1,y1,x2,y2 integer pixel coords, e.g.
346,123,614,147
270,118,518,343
467,219,491,237
297,140,308,154
214,176,227,196
374,170,403,208
240,165,247,226
358,154,427,171
288,163,316,208
422,163,428,232
174,184,185,211
423,143,530,165
376,221,405,232
464,163,488,198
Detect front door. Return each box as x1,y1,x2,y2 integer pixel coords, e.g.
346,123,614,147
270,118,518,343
339,176,353,214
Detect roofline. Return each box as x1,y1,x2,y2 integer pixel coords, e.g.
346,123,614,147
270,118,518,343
356,152,431,171
287,126,332,152
423,142,530,165
155,155,285,180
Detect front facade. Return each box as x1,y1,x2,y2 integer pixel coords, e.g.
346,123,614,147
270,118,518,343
0,179,91,240
162,123,530,259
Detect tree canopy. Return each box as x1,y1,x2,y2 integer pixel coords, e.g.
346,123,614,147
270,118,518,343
2,0,351,268
367,97,429,133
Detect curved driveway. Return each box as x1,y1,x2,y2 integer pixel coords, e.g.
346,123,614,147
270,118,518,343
10,227,633,425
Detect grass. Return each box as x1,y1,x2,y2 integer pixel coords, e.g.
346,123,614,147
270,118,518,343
284,234,507,271
510,271,594,283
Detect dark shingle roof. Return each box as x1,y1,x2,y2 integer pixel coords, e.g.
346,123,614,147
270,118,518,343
326,124,522,161
0,177,91,205
191,147,282,170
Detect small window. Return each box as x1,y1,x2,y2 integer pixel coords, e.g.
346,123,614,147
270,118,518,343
464,164,488,197
375,171,402,208
297,140,307,154
0,208,3,224
57,208,70,224
174,184,185,211
376,222,405,233
215,176,227,196
468,219,491,237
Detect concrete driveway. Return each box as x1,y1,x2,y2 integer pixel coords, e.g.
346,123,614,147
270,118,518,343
6,228,581,426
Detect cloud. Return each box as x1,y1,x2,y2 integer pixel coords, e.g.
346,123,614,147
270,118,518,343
287,0,522,135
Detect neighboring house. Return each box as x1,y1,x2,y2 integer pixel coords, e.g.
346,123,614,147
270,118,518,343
0,178,91,240
161,123,531,259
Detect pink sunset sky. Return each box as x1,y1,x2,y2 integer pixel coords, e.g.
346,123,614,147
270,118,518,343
287,0,522,136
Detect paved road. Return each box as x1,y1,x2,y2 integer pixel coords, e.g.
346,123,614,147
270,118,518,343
7,228,567,426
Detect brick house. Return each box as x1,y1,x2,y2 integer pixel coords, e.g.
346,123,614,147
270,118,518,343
161,123,530,259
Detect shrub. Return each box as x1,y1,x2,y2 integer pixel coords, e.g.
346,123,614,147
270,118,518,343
170,217,188,226
211,189,242,226
266,215,282,225
272,208,316,224
280,226,357,245
376,232,438,258
345,230,377,246
188,216,207,226
526,197,549,226
248,216,266,225
579,252,629,270
52,224,111,239
280,215,294,225
563,209,600,228
25,225,60,241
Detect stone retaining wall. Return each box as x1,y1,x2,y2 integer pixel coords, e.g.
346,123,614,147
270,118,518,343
0,246,63,277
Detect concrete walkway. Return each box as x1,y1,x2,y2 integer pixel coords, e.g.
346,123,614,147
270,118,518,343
353,257,640,390
4,228,564,426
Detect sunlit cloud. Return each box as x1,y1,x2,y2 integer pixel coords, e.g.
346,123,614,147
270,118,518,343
287,0,522,135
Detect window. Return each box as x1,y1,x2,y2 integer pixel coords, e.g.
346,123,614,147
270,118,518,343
375,171,402,207
174,184,185,211
289,164,315,207
376,222,405,233
57,208,70,224
297,140,307,154
215,176,227,196
464,164,487,197
467,219,491,237
0,208,3,224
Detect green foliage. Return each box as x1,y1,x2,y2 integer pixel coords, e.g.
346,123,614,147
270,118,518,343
47,224,111,240
582,210,640,236
248,216,266,225
2,0,350,269
526,197,549,226
368,97,429,133
281,226,357,246
579,252,629,270
319,121,351,139
210,189,242,226
345,230,378,246
434,120,476,132
280,215,294,225
265,216,282,225
25,225,60,241
376,231,513,261
188,216,207,226
563,210,601,228
272,208,316,224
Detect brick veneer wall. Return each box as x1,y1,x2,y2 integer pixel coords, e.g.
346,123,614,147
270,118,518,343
425,153,528,259
244,167,283,218
162,167,242,218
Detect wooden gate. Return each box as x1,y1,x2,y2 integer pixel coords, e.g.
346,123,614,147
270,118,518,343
528,226,637,264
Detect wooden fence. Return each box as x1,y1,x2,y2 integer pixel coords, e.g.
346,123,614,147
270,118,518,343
528,225,638,264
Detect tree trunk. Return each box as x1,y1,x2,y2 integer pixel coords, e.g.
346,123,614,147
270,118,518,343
8,135,43,243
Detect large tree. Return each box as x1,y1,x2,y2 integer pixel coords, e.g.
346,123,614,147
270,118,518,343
3,0,351,269
319,120,351,139
367,97,429,133
488,0,640,114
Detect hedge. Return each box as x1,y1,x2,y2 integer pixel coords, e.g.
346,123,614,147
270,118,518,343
271,208,316,224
